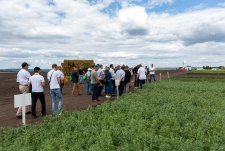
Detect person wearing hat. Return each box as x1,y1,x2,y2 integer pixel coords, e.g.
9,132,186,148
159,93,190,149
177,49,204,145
16,62,32,119
85,68,92,95
29,67,46,119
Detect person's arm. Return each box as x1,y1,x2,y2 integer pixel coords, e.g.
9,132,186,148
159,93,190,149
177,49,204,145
95,73,102,85
41,77,45,87
28,77,32,86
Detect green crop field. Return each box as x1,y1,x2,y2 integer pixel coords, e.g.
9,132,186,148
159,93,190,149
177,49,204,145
192,69,225,74
1,76,225,151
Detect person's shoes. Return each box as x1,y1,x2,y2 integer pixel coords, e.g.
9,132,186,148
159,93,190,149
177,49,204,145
97,99,101,101
26,111,32,115
32,115,38,119
16,115,22,119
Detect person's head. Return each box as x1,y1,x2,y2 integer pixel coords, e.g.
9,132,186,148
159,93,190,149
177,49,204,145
117,65,121,70
73,67,78,72
121,65,125,70
21,62,29,70
58,66,62,71
105,66,110,71
88,68,92,72
79,66,82,69
99,64,103,69
34,67,41,73
124,66,129,70
110,64,114,68
151,64,154,67
52,64,57,70
94,65,99,71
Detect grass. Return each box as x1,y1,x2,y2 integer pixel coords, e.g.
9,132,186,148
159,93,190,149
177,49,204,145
1,76,225,150
192,69,225,74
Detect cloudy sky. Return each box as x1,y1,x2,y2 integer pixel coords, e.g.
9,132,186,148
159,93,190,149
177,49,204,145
0,0,225,69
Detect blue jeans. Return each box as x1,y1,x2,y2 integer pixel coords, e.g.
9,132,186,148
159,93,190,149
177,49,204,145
150,74,156,82
91,84,99,101
139,79,145,89
79,75,83,84
105,79,112,95
50,88,62,115
86,80,91,94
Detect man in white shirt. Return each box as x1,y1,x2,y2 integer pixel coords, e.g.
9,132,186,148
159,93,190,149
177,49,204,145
29,67,46,119
97,64,105,96
16,62,32,119
137,64,146,89
57,66,65,93
85,68,92,95
149,64,156,83
116,65,125,96
47,64,62,115
109,64,116,94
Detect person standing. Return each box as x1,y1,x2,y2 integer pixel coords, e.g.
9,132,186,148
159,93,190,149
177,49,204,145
137,64,147,89
29,67,46,119
133,65,139,88
71,67,80,96
104,66,112,98
109,64,116,95
149,64,156,82
78,67,84,84
57,66,65,93
85,68,92,95
16,62,32,119
47,64,62,115
97,64,105,96
91,65,102,101
116,65,125,96
124,66,132,93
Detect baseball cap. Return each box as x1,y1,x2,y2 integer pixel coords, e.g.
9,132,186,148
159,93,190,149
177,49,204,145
88,68,92,71
21,62,30,68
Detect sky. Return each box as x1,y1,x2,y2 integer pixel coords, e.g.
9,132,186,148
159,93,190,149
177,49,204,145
0,0,225,69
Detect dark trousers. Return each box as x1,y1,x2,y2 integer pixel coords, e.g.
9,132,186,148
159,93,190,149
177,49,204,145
92,84,99,101
119,81,124,96
111,80,116,94
139,80,145,89
31,92,46,116
134,75,139,87
98,80,104,96
150,74,156,82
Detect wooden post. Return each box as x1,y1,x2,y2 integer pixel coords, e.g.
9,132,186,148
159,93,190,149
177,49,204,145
159,73,162,81
167,72,170,79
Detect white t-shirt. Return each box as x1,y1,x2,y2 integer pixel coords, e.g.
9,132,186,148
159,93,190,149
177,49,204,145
16,69,31,85
149,67,156,75
47,69,60,89
116,69,125,81
138,67,146,80
29,74,45,92
97,68,105,80
57,70,64,81
109,68,115,79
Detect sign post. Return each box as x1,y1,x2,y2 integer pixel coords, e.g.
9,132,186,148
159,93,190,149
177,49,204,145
14,93,32,125
115,80,120,99
159,73,162,81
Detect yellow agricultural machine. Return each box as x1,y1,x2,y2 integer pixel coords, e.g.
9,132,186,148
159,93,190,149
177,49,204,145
61,60,95,76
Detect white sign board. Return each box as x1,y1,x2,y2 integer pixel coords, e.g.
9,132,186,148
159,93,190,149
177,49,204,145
115,80,120,86
14,93,32,108
14,93,32,125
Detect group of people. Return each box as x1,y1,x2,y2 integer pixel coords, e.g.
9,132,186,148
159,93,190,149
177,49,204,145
16,62,64,119
16,62,156,119
70,63,156,102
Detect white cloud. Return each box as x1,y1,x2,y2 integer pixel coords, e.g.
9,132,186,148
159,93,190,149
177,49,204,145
0,0,225,69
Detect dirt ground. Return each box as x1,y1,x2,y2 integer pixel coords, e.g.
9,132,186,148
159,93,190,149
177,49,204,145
0,70,184,128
